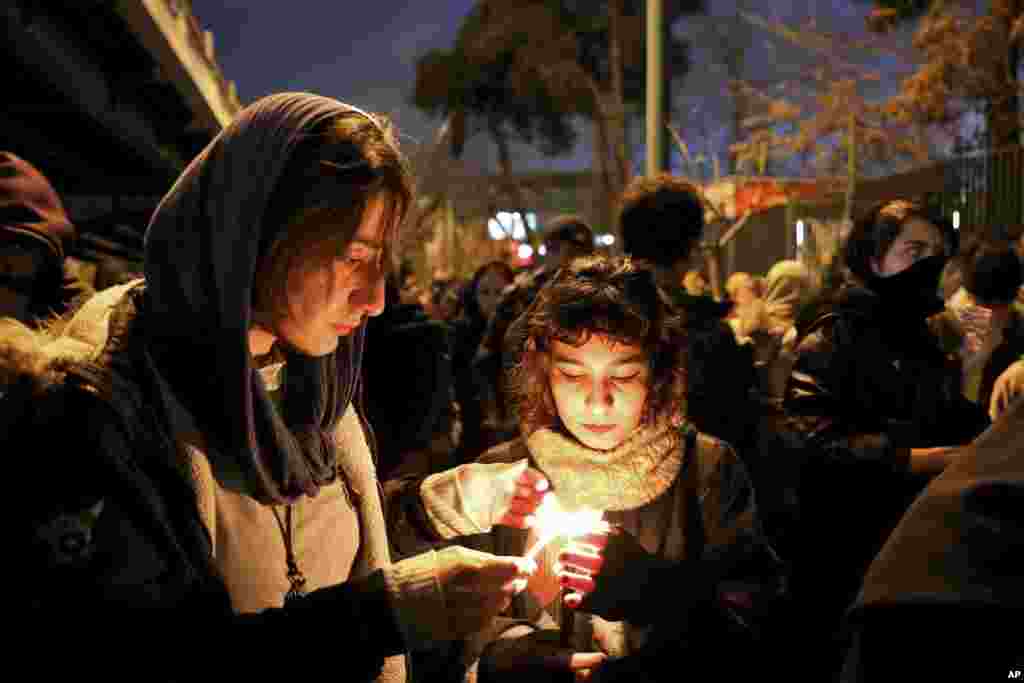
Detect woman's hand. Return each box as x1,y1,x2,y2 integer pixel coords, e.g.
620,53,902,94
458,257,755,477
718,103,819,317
421,459,550,537
390,546,537,647
480,626,606,683
957,304,994,356
435,547,536,634
556,526,668,623
990,359,1024,421
457,459,550,530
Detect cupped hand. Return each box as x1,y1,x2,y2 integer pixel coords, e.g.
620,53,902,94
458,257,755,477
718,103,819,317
457,459,551,531
556,525,666,622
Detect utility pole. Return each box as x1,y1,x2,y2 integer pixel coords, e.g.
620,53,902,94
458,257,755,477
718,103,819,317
645,0,663,176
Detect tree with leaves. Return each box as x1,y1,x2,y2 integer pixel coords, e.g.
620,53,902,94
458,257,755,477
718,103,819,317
865,0,1022,151
727,9,935,220
414,1,702,232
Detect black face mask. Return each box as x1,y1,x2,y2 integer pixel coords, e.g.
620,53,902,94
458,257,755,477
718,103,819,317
867,254,947,321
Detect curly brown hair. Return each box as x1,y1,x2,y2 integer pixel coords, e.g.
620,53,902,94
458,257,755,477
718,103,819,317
511,255,688,436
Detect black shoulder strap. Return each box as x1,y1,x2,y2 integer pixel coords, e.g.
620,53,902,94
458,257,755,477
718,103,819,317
680,428,705,562
792,311,841,353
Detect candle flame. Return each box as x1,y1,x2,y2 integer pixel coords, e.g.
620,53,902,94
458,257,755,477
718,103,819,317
524,494,608,561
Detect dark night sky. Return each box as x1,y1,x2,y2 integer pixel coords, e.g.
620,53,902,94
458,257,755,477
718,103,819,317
194,1,896,176
194,1,560,169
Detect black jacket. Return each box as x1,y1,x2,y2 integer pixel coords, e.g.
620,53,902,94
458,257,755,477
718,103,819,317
841,397,1024,680
670,289,757,459
778,284,991,679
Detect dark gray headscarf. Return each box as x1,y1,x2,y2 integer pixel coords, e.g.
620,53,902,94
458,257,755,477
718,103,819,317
143,92,380,504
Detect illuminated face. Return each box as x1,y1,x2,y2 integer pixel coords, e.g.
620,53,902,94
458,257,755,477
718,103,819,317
871,217,945,277
476,267,511,320
275,198,389,356
548,334,650,451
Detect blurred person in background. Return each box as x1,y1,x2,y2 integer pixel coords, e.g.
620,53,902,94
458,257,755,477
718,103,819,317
618,173,756,463
451,260,515,462
0,151,91,326
841,395,1024,681
475,216,595,445
944,238,1024,411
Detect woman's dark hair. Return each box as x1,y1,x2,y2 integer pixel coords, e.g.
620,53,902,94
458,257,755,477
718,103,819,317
462,260,515,324
843,199,958,284
543,215,595,255
960,237,1023,304
511,254,688,435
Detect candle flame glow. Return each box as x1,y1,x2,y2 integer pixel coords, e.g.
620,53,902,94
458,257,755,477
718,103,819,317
524,494,608,561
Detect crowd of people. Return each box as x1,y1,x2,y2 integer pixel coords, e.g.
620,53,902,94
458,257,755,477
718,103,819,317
5,92,1024,681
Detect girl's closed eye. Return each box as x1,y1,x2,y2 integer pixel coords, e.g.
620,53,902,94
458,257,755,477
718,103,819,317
558,368,585,381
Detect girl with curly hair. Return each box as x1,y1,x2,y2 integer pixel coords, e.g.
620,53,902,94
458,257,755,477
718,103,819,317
426,254,781,682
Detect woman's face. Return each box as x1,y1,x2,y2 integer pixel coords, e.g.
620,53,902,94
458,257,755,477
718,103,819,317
476,267,511,320
275,198,389,356
548,334,650,451
871,217,945,277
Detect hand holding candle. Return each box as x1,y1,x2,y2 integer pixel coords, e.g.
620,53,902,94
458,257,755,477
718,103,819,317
558,525,673,623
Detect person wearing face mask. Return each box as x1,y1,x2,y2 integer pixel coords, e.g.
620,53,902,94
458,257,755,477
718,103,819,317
780,199,991,681
11,93,549,682
0,152,92,326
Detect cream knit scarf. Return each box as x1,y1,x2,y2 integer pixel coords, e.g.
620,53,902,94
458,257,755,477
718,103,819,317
526,418,684,511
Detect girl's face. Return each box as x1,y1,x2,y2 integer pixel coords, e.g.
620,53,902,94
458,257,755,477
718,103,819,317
275,198,388,356
871,217,945,277
476,267,511,320
548,334,650,451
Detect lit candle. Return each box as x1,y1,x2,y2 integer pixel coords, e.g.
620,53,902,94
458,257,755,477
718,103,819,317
521,494,608,649
524,494,608,561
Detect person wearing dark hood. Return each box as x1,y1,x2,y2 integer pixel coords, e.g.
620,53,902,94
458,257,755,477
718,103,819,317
0,152,91,325
782,199,991,680
840,395,1024,681
10,93,550,682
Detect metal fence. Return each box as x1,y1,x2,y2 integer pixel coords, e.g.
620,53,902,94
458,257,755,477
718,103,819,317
937,145,1024,241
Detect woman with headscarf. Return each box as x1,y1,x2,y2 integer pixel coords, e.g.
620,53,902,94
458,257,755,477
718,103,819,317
11,93,546,681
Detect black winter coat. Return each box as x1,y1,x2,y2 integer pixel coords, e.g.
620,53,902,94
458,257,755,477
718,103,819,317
777,284,990,680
